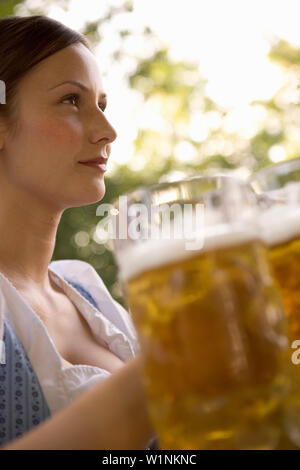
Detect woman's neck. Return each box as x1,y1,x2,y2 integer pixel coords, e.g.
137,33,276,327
0,188,62,291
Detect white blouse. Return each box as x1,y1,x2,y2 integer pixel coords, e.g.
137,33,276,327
0,259,140,416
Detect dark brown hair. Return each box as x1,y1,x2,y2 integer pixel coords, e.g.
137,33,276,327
0,15,91,133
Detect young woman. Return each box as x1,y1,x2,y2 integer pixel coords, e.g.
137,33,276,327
0,14,155,450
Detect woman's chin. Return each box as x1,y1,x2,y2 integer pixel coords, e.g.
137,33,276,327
69,186,106,207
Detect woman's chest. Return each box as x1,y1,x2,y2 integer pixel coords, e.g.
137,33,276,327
23,289,125,373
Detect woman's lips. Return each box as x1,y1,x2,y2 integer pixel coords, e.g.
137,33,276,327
78,161,107,172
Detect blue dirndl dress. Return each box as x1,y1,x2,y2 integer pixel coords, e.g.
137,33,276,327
0,279,97,447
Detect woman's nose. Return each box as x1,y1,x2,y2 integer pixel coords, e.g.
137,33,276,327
90,111,118,145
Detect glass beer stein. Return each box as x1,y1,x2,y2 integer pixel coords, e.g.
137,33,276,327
112,176,290,450
250,158,300,447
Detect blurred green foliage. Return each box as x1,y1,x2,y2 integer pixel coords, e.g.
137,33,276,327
0,0,22,16
1,0,299,307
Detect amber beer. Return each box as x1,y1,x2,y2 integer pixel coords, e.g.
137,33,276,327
121,230,289,450
262,206,300,343
258,205,300,448
271,236,300,340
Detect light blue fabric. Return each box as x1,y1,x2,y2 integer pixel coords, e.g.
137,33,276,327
63,277,99,309
0,316,51,446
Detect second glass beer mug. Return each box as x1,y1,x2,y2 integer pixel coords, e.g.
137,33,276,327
249,158,300,446
112,176,290,450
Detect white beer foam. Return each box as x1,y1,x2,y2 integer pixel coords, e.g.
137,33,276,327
263,183,300,204
118,223,258,282
259,205,300,247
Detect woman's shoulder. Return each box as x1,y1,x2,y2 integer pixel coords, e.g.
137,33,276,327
48,259,138,349
49,258,101,279
49,258,110,293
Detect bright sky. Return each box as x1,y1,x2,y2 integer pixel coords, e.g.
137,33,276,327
17,0,300,168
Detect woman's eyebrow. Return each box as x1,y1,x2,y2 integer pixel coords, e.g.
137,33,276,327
48,79,107,99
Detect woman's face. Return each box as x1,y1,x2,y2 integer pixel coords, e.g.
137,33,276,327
0,42,117,209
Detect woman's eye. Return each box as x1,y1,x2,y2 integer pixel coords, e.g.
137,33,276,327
61,94,106,112
61,94,79,107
